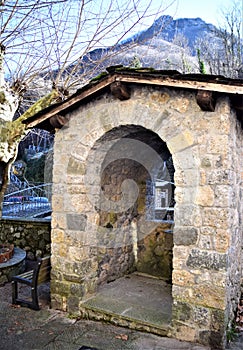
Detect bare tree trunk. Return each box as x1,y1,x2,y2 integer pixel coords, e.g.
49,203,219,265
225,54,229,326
0,44,5,87
0,44,20,217
0,158,16,217
0,64,60,217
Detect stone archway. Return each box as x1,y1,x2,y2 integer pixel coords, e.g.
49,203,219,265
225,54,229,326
50,89,200,322
51,85,238,348
75,124,175,334
84,125,175,286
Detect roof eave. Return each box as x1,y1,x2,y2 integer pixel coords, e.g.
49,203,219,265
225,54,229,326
23,70,243,131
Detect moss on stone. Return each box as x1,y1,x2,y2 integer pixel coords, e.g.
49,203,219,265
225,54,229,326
17,89,60,123
90,71,108,82
0,91,6,104
137,225,173,280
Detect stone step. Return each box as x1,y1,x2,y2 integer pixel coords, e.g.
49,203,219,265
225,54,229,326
79,273,172,337
79,304,170,336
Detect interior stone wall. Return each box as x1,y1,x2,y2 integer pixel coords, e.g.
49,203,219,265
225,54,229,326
97,157,174,284
137,223,173,281
97,158,148,284
50,85,242,349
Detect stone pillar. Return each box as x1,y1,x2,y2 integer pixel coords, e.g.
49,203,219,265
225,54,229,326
50,129,99,314
170,99,242,350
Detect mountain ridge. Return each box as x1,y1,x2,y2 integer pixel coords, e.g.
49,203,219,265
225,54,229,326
75,15,221,78
122,15,217,53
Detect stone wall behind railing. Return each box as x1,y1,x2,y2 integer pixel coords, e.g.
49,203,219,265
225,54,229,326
0,218,51,260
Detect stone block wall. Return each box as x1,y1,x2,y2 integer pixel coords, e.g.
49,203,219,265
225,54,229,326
137,223,173,281
97,158,149,284
170,97,243,349
50,84,242,349
239,128,243,283
96,157,174,284
225,109,243,328
0,218,51,259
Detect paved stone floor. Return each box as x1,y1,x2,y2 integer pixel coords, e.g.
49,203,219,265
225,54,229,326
82,273,172,334
0,277,242,350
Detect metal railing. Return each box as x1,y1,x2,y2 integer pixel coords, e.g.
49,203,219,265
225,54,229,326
3,183,52,219
10,173,30,191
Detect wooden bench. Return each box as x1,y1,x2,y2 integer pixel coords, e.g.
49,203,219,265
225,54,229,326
11,256,51,310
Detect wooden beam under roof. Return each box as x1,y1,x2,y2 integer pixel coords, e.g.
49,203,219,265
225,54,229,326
116,74,243,94
24,71,243,130
25,75,116,129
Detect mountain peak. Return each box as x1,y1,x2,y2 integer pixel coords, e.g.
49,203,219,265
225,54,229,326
132,15,217,49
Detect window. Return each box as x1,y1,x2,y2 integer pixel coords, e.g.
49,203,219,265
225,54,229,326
146,157,175,223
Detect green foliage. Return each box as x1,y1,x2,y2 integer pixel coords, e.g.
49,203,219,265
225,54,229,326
25,154,46,183
226,322,237,343
197,48,207,74
129,55,142,68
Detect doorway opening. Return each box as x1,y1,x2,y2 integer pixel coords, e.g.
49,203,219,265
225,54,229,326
82,125,175,333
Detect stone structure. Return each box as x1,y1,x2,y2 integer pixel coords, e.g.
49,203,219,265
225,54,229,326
0,218,51,259
26,68,243,349
0,247,26,285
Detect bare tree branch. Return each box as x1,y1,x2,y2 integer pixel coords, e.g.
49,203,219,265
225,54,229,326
0,0,177,216
196,0,242,78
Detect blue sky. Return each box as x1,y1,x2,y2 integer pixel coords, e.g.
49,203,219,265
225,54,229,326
163,0,237,25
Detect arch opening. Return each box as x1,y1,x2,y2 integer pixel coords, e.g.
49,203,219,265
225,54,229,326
85,124,175,294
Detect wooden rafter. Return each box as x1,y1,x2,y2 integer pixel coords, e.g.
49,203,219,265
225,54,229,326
24,70,243,130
